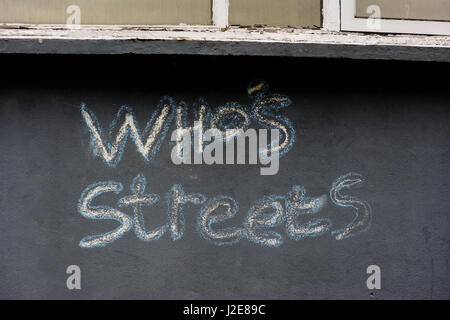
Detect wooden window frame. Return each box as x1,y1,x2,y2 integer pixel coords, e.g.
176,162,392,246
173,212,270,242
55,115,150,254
212,0,229,28
0,0,449,62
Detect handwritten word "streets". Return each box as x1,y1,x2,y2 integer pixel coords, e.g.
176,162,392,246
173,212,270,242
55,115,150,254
78,173,372,248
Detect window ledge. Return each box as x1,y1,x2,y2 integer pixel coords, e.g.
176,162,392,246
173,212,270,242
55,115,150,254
0,24,449,62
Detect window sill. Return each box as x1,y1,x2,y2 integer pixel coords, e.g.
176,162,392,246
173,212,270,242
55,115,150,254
0,24,449,62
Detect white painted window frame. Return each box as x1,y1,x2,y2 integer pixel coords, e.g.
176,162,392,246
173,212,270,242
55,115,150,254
341,0,450,36
1,0,449,62
323,0,341,31
1,0,449,36
212,0,229,28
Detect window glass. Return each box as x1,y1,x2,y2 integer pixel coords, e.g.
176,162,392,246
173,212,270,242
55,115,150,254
0,0,212,25
356,0,450,22
229,0,321,28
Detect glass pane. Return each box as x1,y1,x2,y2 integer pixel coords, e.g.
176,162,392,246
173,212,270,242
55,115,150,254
0,0,212,25
356,0,450,22
229,0,321,28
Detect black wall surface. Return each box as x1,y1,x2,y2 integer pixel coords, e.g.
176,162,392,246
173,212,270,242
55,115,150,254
0,54,448,299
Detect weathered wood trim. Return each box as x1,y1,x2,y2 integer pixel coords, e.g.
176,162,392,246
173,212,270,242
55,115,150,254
0,24,449,62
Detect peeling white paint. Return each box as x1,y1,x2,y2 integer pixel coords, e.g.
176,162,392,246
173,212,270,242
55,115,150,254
0,24,448,47
0,24,449,61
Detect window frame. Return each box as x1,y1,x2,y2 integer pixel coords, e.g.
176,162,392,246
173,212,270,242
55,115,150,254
0,0,449,62
341,0,450,36
213,0,229,28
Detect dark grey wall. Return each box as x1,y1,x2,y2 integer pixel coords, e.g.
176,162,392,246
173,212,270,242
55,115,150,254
0,55,448,299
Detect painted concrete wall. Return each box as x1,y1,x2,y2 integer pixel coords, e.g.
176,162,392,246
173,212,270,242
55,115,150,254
0,54,448,299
